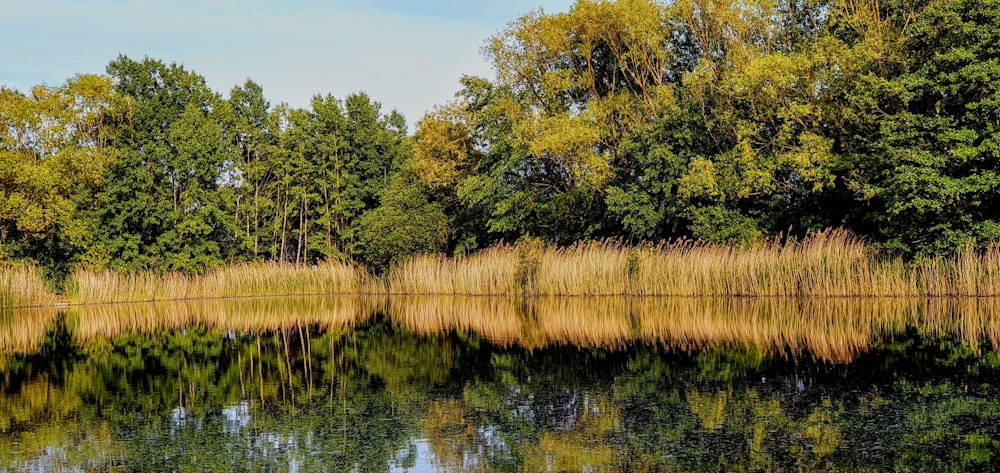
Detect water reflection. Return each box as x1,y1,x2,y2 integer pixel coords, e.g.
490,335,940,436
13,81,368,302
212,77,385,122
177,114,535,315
5,296,1000,363
390,296,1000,362
0,297,999,471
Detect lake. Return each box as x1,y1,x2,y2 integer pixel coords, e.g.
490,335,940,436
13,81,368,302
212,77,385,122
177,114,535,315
1,296,1000,471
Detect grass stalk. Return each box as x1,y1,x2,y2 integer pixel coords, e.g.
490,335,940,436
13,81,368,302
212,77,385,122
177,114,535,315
0,264,57,309
69,261,379,305
14,228,1000,305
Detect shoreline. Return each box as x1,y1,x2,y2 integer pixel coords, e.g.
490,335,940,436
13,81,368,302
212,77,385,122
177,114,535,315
8,231,1000,309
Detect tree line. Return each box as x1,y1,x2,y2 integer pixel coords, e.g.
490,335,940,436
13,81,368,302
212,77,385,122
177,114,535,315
3,0,1000,277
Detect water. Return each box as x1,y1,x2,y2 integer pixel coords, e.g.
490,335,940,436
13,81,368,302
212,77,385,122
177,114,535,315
1,297,1000,471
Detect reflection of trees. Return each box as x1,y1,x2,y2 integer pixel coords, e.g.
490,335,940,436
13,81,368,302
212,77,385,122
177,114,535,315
0,315,435,471
1,304,1000,471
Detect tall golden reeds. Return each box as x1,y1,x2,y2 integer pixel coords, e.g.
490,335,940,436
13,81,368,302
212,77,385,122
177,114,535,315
388,230,931,297
0,264,56,309
69,261,379,305
16,228,1000,307
918,244,1000,296
387,246,522,295
631,229,919,296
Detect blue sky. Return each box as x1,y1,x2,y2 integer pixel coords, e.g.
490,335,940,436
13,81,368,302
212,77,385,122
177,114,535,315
0,0,575,128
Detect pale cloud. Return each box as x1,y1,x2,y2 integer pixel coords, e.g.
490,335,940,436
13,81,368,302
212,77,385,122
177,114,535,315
0,0,575,128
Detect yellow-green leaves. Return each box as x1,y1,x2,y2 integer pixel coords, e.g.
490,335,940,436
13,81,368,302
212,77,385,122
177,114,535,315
481,0,684,195
519,110,611,190
679,157,722,201
0,76,119,270
412,106,476,190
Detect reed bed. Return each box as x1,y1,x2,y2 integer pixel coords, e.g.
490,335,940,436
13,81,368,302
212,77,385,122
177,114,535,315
0,264,56,309
535,241,632,295
919,245,1000,296
388,230,937,297
14,228,1000,306
69,260,379,304
387,246,521,295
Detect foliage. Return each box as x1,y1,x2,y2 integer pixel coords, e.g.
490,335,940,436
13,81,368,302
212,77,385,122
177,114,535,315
5,0,1000,276
3,310,1000,471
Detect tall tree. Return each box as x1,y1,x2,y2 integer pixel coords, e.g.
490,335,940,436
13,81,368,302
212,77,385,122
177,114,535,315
227,80,277,259
94,56,239,272
0,75,119,276
835,0,1000,255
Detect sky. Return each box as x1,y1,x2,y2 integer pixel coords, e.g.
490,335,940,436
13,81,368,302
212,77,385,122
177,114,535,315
0,0,575,129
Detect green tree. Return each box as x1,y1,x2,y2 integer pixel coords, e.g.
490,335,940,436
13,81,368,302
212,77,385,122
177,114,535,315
835,0,1000,255
93,56,239,273
357,175,449,271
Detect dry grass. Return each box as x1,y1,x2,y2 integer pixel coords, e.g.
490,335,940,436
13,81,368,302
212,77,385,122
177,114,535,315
69,261,380,304
387,246,521,295
14,228,1000,307
535,241,632,296
631,230,919,296
388,230,929,297
0,264,57,309
919,245,1000,296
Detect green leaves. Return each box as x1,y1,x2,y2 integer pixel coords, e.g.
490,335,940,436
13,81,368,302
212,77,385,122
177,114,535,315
92,56,238,273
837,0,1000,255
7,0,1000,273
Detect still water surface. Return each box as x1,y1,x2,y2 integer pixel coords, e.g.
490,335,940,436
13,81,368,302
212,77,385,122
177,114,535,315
2,296,1000,471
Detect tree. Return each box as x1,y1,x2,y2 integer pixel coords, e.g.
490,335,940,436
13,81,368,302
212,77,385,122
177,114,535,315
357,174,450,271
835,0,1000,255
0,75,119,277
93,56,239,273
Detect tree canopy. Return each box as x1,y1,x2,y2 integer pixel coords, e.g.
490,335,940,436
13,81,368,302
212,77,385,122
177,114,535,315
4,0,1000,275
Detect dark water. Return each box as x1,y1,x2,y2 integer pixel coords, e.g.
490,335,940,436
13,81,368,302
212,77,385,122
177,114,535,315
2,299,1000,472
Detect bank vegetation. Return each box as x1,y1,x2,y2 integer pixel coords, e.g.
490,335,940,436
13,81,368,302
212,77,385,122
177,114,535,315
8,230,1000,308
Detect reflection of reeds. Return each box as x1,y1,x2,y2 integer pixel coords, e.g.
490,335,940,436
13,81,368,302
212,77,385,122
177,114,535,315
70,296,382,342
390,296,524,347
69,261,380,304
632,298,924,362
387,296,1000,363
3,296,1000,363
0,309,60,357
528,297,633,349
0,265,56,309
921,298,1000,353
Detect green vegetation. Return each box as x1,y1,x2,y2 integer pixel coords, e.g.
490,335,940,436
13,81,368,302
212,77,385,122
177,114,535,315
3,0,1000,284
2,308,1000,471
